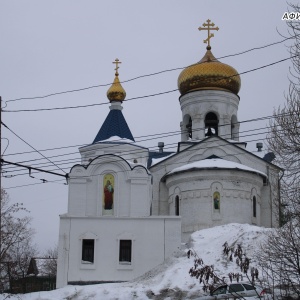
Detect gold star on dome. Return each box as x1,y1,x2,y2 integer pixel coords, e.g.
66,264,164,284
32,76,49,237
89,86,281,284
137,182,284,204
198,19,219,49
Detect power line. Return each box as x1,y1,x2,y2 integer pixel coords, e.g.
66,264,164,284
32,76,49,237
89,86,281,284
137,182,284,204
2,114,286,188
4,179,66,190
3,55,294,113
0,119,272,173
2,109,296,179
0,112,292,176
3,135,275,190
1,125,271,174
4,34,298,104
2,110,295,162
1,122,67,174
1,127,278,179
3,89,178,112
1,159,68,180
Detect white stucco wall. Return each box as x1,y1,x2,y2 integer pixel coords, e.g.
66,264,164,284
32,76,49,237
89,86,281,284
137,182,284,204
79,142,149,167
57,150,182,288
56,216,181,288
68,154,152,218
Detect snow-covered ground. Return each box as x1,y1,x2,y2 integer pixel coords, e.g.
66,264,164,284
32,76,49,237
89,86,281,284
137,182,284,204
0,223,271,300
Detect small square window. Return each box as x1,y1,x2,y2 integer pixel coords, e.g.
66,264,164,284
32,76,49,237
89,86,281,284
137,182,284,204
119,240,132,264
82,239,94,263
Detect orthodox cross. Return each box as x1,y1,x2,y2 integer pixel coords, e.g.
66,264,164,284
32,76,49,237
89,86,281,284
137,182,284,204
113,58,121,75
198,19,219,49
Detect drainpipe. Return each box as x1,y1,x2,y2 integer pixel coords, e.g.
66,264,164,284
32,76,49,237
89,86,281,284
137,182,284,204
266,166,272,227
278,170,285,227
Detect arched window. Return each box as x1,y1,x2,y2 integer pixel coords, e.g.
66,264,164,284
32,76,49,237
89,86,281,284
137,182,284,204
205,112,219,136
253,196,256,218
175,195,180,216
103,174,114,215
213,191,220,210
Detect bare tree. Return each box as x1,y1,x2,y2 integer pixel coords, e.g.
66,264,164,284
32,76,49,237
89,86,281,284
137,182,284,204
41,245,58,277
0,189,36,292
257,220,300,298
261,3,300,298
267,3,300,222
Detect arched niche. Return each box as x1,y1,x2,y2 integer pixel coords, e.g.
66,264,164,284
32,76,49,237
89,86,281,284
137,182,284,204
103,173,115,215
211,182,223,220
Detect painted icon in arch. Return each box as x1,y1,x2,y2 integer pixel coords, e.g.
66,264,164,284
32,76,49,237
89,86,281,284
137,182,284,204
103,174,114,212
213,191,220,210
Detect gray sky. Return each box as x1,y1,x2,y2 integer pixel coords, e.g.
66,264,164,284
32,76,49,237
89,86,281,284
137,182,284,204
0,0,296,252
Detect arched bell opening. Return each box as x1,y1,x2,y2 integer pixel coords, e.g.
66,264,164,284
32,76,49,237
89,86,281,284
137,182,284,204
231,115,239,140
205,112,219,137
182,114,192,140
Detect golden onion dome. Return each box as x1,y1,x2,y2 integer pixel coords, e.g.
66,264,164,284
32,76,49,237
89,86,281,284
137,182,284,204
178,47,241,96
107,59,126,102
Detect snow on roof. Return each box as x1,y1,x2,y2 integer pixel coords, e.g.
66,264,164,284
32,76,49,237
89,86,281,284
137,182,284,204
97,136,136,144
151,153,175,166
168,158,267,177
91,136,148,149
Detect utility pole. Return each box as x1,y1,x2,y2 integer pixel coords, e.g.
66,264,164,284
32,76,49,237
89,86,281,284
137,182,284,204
0,96,2,260
0,96,2,268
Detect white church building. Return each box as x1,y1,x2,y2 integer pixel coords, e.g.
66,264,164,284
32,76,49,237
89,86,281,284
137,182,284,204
56,21,281,288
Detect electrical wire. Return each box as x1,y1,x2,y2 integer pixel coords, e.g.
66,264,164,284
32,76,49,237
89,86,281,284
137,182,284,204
4,34,299,104
0,117,275,173
1,127,281,179
1,138,9,155
4,179,66,190
1,136,274,190
1,109,291,162
0,118,291,175
1,125,271,174
1,122,67,174
2,118,289,188
3,54,295,113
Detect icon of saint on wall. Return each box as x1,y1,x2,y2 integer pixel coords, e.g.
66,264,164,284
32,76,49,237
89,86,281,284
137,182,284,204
103,174,114,210
213,191,220,210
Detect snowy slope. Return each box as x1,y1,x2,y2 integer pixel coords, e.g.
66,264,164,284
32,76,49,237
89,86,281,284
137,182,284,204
0,224,271,300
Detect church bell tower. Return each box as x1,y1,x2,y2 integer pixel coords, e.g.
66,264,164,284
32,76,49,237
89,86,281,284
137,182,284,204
177,20,241,142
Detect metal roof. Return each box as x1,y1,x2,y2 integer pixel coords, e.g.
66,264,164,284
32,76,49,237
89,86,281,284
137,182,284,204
92,109,135,143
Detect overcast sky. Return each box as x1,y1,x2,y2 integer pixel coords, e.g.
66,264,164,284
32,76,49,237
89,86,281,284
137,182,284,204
0,1,296,252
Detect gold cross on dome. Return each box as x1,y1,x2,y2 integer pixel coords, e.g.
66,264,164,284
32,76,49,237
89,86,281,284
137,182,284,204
198,19,219,48
113,58,121,75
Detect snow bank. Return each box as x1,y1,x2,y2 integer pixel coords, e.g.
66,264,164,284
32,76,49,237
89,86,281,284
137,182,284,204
0,223,272,300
